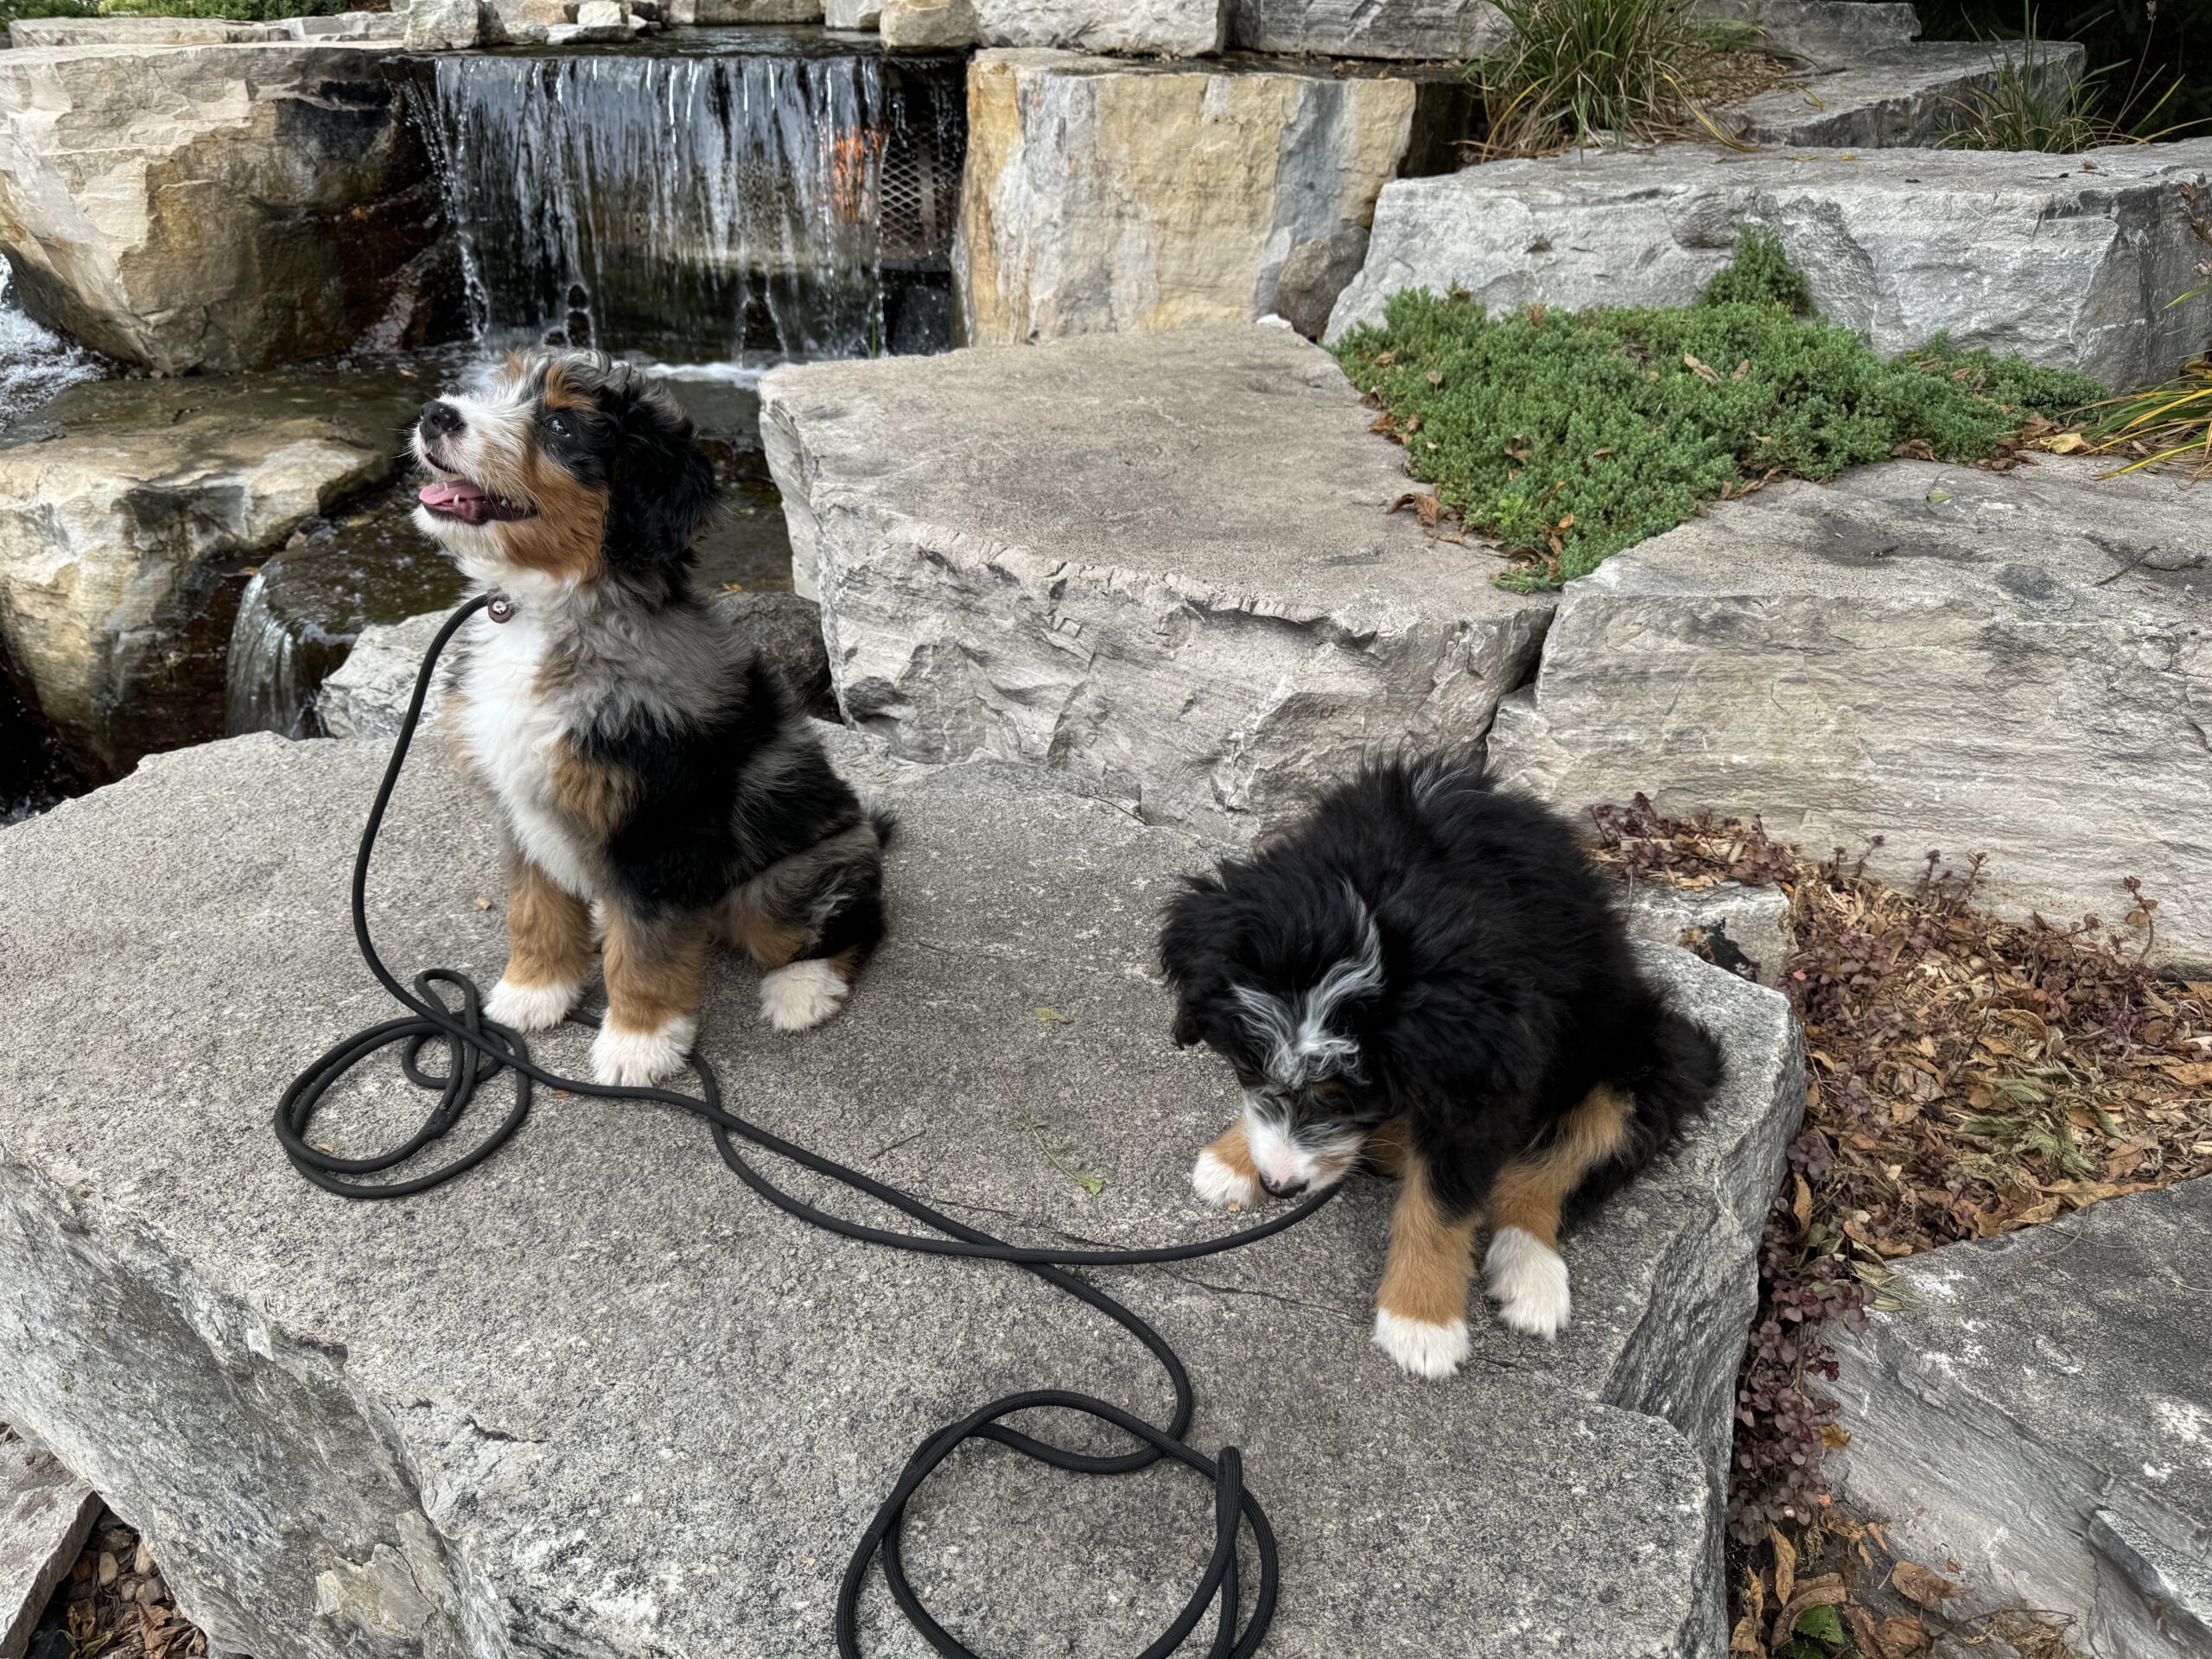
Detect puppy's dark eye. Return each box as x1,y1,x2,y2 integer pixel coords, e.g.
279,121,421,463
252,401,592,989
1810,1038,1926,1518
1311,1080,1348,1103
545,415,570,438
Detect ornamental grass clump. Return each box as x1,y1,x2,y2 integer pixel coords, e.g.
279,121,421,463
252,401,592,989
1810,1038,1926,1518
1469,0,1781,157
1333,228,2104,589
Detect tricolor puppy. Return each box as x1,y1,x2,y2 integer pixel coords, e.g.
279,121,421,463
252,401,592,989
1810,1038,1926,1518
411,350,890,1086
1160,757,1722,1380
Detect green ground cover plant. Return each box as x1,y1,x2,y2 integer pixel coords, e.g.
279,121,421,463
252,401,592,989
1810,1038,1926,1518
1332,229,2105,590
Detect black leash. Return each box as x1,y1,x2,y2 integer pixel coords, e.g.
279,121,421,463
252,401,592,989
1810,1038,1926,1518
274,594,1338,1659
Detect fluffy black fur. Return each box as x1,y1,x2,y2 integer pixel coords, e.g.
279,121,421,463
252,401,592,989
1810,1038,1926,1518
1160,754,1722,1223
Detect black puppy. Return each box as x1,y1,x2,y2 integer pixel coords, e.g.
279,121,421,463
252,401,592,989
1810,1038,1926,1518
1160,755,1721,1379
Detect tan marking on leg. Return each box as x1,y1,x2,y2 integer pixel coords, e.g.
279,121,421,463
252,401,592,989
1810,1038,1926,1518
1487,1084,1636,1249
1204,1120,1258,1185
548,740,633,840
1376,1150,1480,1329
504,859,594,988
602,906,708,1036
721,892,810,969
823,945,862,983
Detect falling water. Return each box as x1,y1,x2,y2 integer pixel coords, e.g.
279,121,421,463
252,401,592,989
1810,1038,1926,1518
402,29,966,365
0,264,99,440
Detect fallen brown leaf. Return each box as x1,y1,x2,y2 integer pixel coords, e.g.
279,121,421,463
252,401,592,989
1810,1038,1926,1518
1891,1561,1961,1609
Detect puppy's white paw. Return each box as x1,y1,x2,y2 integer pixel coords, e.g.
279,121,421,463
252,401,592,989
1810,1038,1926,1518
1191,1147,1260,1211
1485,1226,1572,1338
590,1014,696,1088
1372,1309,1471,1380
760,959,849,1033
484,977,580,1033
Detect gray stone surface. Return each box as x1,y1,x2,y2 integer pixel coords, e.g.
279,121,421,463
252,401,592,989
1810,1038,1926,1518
1327,140,2212,392
320,591,831,741
761,325,1553,841
1486,457,2212,968
823,0,881,23
955,50,1420,347
0,729,1802,1658
2,1433,99,1659
9,11,404,44
1224,0,1907,65
1694,0,1918,66
1620,880,1793,989
881,0,1220,51
1270,224,1370,339
1732,41,2083,148
1832,1179,2212,1659
1225,0,1503,58
315,610,448,743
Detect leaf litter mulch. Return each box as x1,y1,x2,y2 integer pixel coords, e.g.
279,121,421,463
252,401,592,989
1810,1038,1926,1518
28,1500,210,1659
1586,796,2210,1659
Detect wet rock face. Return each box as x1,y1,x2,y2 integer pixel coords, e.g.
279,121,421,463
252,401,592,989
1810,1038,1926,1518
0,43,447,375
1831,1179,2212,1659
954,49,1420,346
1484,457,2212,968
0,370,423,778
762,325,1553,841
1326,140,2212,393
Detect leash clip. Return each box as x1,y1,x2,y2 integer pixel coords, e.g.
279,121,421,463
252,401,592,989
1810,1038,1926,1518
486,593,516,624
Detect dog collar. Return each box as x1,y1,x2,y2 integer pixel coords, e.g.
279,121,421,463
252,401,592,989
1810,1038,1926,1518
486,593,516,625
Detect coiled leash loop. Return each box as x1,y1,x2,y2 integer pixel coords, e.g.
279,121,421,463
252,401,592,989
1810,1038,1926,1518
274,594,1337,1659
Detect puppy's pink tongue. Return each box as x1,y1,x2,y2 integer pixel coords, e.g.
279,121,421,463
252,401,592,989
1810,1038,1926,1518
419,481,480,508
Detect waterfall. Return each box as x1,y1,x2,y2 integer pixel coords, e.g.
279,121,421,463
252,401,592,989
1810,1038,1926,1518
402,32,966,366
0,264,99,439
224,527,469,741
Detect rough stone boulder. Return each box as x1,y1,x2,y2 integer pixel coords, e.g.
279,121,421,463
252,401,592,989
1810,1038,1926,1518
321,590,834,741
761,325,1552,840
883,0,1223,54
1831,1179,2212,1658
1224,0,1910,65
1485,457,2212,967
1327,140,2212,392
0,724,1800,1659
3,1433,98,1659
8,12,404,44
0,370,421,777
0,43,440,374
1731,41,2083,149
955,49,1446,346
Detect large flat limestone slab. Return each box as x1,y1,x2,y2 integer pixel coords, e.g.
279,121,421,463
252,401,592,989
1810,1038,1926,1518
762,325,1552,841
1327,141,2212,392
1831,1179,2212,1659
0,729,1800,1659
1485,457,2212,967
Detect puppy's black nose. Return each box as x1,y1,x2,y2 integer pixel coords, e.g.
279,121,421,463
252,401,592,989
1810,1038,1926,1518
1259,1171,1308,1199
418,399,463,440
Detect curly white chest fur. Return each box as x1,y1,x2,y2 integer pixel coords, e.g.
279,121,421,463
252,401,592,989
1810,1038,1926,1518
451,610,598,899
